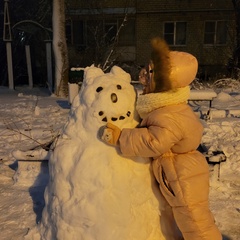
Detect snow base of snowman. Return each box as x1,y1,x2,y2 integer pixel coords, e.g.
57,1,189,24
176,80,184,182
26,66,179,240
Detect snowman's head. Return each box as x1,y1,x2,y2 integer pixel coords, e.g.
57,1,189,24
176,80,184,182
73,66,139,130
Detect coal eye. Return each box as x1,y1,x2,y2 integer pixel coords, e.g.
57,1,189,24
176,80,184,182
99,111,104,116
96,87,103,92
117,85,122,89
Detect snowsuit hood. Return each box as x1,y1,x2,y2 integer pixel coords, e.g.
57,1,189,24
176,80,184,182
150,37,198,92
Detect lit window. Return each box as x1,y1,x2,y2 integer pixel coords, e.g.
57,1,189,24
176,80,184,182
164,22,187,46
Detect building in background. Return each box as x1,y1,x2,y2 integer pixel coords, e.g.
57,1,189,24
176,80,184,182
0,0,235,87
66,0,235,80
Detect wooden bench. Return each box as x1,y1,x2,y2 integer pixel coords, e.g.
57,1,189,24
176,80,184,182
189,90,217,118
189,89,217,108
200,145,226,182
12,149,50,187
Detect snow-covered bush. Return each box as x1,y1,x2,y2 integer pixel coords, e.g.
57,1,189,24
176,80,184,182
212,78,240,91
191,78,240,92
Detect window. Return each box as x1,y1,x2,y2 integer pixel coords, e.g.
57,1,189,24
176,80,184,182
72,20,85,46
104,20,118,44
86,20,102,46
104,19,135,46
204,21,227,45
85,20,117,46
164,22,187,46
66,20,72,44
118,18,135,46
70,18,135,49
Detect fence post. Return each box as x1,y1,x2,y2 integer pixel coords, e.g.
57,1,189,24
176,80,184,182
25,45,33,88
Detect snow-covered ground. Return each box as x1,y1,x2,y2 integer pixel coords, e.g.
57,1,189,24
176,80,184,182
0,86,70,240
0,83,240,240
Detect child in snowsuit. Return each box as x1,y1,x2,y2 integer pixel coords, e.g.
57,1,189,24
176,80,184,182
100,37,222,240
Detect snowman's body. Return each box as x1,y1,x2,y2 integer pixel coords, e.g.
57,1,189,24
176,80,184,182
40,66,166,240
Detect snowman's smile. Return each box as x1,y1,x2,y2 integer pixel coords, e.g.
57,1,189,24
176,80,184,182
94,82,133,123
98,111,131,122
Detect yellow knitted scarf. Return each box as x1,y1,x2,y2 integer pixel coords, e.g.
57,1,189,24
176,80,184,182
136,86,190,119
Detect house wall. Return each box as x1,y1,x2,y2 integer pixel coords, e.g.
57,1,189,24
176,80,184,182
135,0,235,79
66,0,236,79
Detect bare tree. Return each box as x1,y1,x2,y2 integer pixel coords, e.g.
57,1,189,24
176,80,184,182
66,0,133,72
52,0,69,97
231,0,240,78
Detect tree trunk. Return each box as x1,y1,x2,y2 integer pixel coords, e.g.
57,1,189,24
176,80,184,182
52,0,69,97
232,0,240,78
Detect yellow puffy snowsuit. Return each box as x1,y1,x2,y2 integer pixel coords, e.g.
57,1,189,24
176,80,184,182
101,37,222,240
119,99,222,240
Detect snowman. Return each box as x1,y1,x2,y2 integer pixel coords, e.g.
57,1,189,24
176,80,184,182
39,66,167,240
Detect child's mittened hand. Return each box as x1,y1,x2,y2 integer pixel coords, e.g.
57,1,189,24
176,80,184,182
99,123,121,146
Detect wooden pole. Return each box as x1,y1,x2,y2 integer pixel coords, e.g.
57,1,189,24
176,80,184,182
4,0,14,89
25,45,33,88
45,40,53,92
6,42,14,89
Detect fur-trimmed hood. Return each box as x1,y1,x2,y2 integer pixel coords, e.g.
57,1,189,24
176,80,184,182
150,38,198,92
